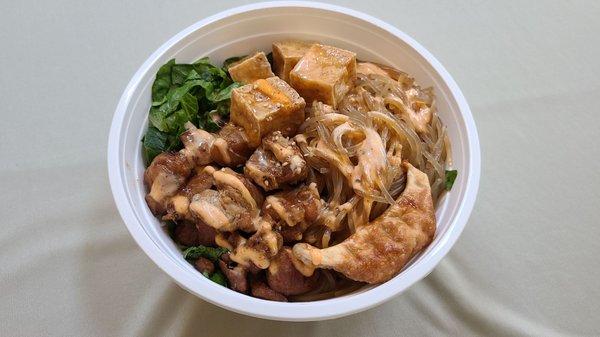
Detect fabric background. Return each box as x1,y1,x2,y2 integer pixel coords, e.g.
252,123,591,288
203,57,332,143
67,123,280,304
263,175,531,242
1,1,599,336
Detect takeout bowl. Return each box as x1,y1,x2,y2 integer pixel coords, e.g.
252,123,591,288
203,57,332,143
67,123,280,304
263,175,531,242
107,1,480,321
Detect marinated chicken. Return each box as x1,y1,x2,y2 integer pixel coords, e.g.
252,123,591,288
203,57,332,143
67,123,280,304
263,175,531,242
262,183,321,242
244,131,308,191
144,151,193,216
229,219,283,269
189,168,263,232
172,221,216,247
163,166,215,221
267,247,320,295
250,277,287,302
210,123,254,167
194,257,216,275
218,254,249,293
181,122,252,167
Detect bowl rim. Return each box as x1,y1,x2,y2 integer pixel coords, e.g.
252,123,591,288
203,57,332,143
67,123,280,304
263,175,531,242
107,1,481,321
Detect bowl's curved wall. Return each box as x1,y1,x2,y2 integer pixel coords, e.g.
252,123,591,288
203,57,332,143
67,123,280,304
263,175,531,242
108,2,480,321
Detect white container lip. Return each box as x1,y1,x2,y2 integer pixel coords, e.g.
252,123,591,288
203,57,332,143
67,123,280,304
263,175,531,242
108,1,480,321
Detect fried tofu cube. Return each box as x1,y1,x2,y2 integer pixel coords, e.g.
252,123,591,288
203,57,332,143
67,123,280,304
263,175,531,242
272,40,315,83
228,52,275,84
230,77,306,147
289,44,356,109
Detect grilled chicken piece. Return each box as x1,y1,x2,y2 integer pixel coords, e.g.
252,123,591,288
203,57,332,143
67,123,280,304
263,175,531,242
211,123,254,167
244,131,308,191
172,221,216,247
272,40,315,82
189,168,263,233
250,277,287,302
180,123,214,166
163,166,216,221
292,162,436,283
172,222,201,247
267,247,319,295
213,168,264,210
194,257,215,275
144,152,193,216
218,257,249,293
181,122,252,168
229,219,283,269
263,183,321,242
230,77,306,147
214,231,246,251
289,44,356,109
227,52,275,84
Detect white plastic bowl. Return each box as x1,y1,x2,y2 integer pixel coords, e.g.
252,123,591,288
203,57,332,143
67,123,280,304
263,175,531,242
107,1,480,321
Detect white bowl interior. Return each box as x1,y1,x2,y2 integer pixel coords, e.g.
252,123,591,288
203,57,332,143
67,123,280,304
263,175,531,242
110,2,478,321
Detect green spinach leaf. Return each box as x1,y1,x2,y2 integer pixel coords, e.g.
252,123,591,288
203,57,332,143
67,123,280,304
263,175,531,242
182,245,228,262
151,59,175,103
171,64,194,85
142,126,168,164
143,57,240,167
209,270,228,287
445,169,458,191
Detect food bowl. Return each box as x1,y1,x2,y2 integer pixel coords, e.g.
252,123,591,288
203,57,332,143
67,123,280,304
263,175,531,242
107,1,480,321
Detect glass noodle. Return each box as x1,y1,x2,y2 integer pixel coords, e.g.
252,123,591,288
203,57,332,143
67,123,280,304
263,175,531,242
290,68,450,300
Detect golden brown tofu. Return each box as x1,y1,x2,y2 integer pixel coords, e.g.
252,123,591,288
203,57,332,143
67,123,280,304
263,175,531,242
272,40,315,83
230,77,306,147
289,44,356,109
228,52,275,84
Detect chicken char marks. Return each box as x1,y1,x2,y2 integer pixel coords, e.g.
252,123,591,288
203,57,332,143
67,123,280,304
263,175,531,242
245,131,308,191
144,151,193,216
189,168,263,233
163,166,215,221
262,183,321,243
267,247,320,295
181,122,253,168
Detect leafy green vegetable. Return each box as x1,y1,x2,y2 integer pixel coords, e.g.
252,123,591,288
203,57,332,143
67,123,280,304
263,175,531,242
182,245,228,262
151,59,175,103
171,64,194,85
209,270,228,287
222,55,247,70
207,81,240,102
142,57,241,165
199,102,229,132
142,126,168,163
445,170,458,191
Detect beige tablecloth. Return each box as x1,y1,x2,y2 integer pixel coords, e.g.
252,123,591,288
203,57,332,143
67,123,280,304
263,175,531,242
2,1,599,336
